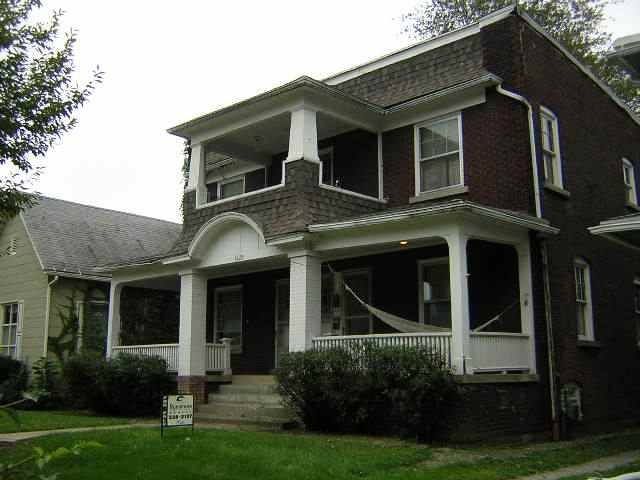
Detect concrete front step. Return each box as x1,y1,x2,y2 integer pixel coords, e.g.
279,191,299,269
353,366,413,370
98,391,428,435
196,402,295,425
217,384,278,395
211,392,283,405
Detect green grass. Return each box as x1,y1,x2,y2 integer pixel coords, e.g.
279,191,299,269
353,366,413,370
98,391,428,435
0,410,135,433
2,428,640,480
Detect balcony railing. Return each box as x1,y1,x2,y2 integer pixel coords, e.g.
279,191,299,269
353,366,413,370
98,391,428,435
312,332,452,367
112,340,232,374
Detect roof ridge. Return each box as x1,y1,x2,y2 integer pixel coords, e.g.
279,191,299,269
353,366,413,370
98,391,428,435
30,195,182,227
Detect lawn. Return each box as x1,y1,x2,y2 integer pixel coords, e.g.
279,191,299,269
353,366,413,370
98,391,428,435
2,428,640,480
0,410,137,434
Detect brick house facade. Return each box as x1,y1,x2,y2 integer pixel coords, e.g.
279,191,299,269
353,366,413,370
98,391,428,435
104,6,640,439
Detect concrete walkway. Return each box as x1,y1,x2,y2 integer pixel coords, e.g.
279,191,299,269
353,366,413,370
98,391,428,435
514,450,640,480
0,423,157,444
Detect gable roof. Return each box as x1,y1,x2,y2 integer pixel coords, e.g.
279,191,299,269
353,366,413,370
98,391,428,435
21,196,182,279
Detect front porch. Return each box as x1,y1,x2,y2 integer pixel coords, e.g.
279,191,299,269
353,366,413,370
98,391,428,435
106,212,544,399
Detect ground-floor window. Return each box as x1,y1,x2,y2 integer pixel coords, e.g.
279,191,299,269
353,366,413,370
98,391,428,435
418,258,451,329
574,258,594,341
77,300,109,355
342,269,372,335
1,303,20,358
214,285,243,352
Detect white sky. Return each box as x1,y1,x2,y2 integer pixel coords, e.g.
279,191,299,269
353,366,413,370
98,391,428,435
32,0,640,223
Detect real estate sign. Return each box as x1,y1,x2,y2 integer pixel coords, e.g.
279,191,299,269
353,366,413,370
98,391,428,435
161,394,194,436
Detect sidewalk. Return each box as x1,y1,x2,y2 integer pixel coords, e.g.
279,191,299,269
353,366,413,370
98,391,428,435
515,450,640,480
0,423,157,444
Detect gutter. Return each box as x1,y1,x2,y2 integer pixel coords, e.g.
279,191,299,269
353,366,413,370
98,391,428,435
495,85,542,218
43,275,59,357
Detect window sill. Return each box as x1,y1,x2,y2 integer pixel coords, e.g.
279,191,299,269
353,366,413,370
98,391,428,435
625,202,640,212
456,373,539,384
577,339,601,348
410,185,468,203
544,182,571,199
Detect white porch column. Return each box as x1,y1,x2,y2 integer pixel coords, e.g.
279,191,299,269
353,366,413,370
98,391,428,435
178,271,207,376
186,142,207,206
289,252,322,351
447,230,471,374
516,240,537,374
106,282,122,358
287,107,319,162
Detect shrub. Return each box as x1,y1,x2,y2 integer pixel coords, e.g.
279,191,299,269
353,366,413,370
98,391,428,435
62,353,174,416
0,355,28,404
25,357,63,409
275,344,457,441
60,353,103,409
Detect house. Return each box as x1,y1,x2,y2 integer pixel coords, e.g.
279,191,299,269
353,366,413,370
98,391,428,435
100,5,640,439
0,196,181,364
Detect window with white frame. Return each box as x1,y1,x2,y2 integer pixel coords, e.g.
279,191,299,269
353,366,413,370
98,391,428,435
319,147,334,186
206,168,267,203
1,303,20,358
418,258,452,329
415,114,463,194
574,259,594,341
342,269,372,335
540,107,564,188
214,285,243,352
622,158,637,206
634,278,640,346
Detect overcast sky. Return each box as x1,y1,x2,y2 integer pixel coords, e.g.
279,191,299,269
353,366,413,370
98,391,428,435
32,0,640,223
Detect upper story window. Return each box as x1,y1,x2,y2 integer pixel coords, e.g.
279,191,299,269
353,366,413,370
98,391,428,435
1,303,20,359
540,106,564,188
574,258,594,341
319,147,335,186
622,158,637,206
206,168,266,203
415,114,463,194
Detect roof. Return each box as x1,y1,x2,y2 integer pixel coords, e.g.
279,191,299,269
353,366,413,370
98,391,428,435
588,213,640,250
21,196,182,279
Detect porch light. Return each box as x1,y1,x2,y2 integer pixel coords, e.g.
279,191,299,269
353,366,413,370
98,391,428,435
399,240,409,246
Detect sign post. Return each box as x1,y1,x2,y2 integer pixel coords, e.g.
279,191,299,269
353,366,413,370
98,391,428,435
161,394,194,437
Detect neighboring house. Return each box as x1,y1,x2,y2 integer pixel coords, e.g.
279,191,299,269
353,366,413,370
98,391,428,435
0,197,181,364
100,5,640,439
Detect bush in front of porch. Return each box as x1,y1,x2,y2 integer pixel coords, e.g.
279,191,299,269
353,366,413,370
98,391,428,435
275,345,457,442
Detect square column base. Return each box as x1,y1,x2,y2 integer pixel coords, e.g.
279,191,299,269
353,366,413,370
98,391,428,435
177,375,208,404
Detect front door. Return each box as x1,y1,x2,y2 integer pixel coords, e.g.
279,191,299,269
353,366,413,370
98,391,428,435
274,279,289,367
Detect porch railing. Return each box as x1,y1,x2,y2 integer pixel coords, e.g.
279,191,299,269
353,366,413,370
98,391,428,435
112,340,232,374
312,332,452,367
469,332,530,373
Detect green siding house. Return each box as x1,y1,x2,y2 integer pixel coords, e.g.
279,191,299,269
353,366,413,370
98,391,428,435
0,197,180,364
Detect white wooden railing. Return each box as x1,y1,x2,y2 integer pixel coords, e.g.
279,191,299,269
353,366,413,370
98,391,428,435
312,332,452,366
470,332,531,373
112,339,232,374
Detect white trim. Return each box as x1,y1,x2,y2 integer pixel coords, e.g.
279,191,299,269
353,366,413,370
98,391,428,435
43,270,110,282
188,211,266,258
413,112,464,196
309,200,559,235
323,5,515,85
213,284,244,354
198,183,284,209
622,158,638,206
19,214,45,270
318,184,387,203
417,257,451,325
539,106,564,189
574,258,594,342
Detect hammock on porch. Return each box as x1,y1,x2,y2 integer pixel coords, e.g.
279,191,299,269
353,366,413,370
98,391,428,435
328,264,519,335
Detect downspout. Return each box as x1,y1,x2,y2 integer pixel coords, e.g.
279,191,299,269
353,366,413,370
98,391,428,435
43,275,59,357
496,85,560,439
495,85,542,218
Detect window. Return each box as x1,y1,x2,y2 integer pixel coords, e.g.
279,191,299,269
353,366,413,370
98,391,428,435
574,259,594,341
540,107,564,188
206,168,266,202
418,258,451,329
342,270,372,335
634,278,640,346
622,158,637,206
1,303,20,359
214,285,243,352
415,114,463,193
319,147,334,186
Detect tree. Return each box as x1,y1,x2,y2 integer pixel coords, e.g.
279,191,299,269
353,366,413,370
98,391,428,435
0,0,102,220
401,0,639,113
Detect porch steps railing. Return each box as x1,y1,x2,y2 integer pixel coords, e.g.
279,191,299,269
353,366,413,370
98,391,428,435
112,341,232,374
312,332,452,367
